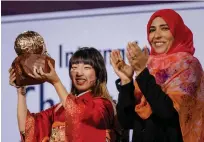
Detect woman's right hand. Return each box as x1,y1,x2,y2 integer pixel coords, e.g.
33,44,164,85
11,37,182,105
9,68,19,88
9,68,26,94
110,50,134,84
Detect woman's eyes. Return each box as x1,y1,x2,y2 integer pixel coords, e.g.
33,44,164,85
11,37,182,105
71,65,92,70
149,28,156,33
71,67,77,70
84,66,92,69
149,27,169,33
161,27,170,31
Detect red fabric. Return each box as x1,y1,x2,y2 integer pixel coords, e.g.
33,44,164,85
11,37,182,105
21,92,114,142
21,104,64,142
65,92,114,142
147,9,195,55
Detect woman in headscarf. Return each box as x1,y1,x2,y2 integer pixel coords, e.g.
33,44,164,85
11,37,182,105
111,9,204,142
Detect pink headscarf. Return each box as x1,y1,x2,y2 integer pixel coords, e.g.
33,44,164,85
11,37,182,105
147,9,195,55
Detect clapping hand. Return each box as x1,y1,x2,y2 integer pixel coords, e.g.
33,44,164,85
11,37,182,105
110,50,134,85
126,42,149,76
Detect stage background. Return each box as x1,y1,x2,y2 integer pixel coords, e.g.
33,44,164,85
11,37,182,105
2,2,204,141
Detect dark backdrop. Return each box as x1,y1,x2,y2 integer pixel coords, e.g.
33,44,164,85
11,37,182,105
2,1,183,16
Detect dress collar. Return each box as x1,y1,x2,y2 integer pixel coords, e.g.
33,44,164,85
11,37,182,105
77,90,92,98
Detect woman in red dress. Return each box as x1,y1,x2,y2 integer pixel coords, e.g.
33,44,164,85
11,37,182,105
9,40,116,142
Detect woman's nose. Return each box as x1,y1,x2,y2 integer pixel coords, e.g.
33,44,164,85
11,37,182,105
154,29,162,38
76,69,84,76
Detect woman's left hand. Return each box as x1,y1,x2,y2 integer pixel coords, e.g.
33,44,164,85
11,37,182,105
29,61,60,85
126,42,149,76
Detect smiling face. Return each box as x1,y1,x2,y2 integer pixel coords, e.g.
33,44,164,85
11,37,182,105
70,63,96,93
149,17,174,54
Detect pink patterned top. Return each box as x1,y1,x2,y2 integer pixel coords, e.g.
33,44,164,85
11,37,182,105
148,52,204,142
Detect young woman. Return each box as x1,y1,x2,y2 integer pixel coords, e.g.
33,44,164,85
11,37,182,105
9,42,116,141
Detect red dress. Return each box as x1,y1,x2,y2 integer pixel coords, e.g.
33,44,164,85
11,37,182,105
21,91,115,142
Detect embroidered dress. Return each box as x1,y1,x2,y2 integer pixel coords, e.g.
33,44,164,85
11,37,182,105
21,91,114,142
